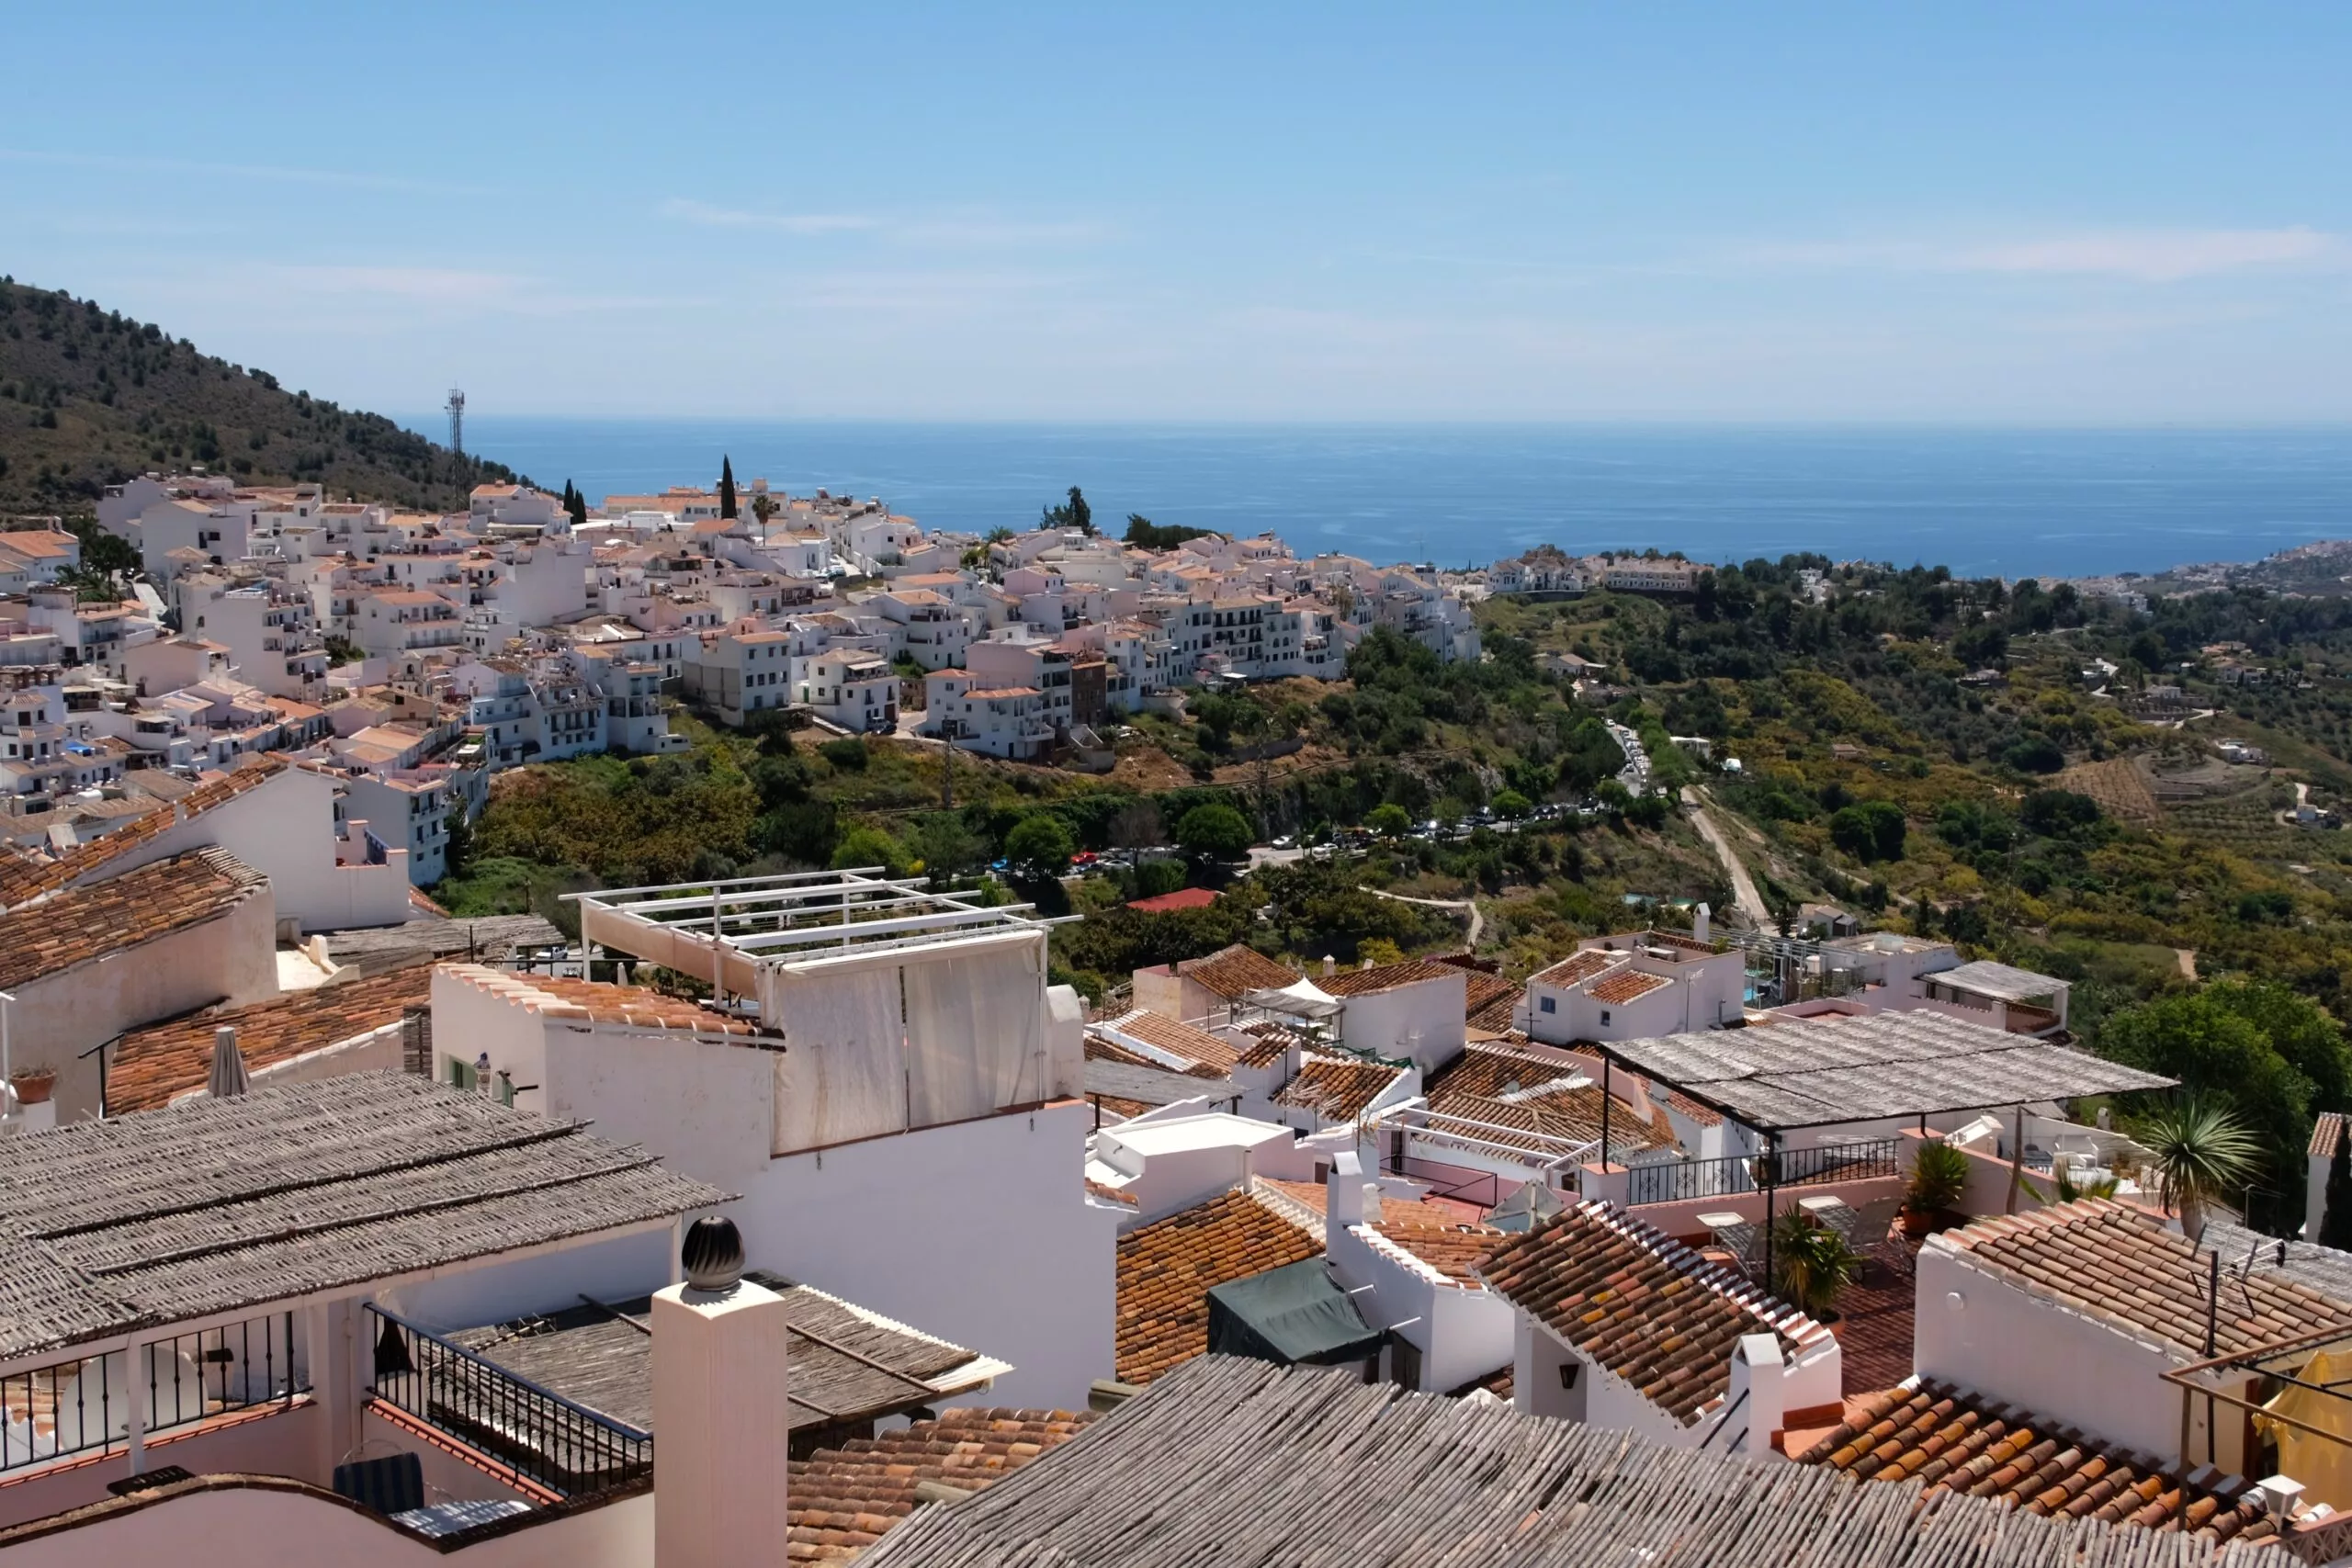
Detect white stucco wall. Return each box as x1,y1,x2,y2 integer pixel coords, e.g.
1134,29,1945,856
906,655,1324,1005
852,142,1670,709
0,1482,651,1568
1913,1242,2213,1465
733,1101,1114,1411
1325,1224,1513,1394
33,888,280,1119
1338,976,1464,1074
59,768,409,932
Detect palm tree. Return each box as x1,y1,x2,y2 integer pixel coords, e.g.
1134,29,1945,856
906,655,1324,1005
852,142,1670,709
2138,1100,2259,1241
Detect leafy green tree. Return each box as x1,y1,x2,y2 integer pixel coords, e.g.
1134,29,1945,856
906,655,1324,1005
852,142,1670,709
1003,815,1075,874
1828,799,1906,862
1176,802,1254,863
1124,513,1216,550
1488,789,1531,818
1366,803,1413,839
718,456,738,520
2097,982,2347,1232
1134,858,1189,897
903,813,987,883
831,824,910,876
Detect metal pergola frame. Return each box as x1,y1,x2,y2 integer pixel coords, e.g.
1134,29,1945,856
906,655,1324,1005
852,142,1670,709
563,867,1080,1002
1585,1027,2177,1292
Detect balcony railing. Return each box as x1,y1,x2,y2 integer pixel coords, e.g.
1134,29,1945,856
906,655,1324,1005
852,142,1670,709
1,1312,302,1476
363,1305,650,1497
1624,1137,1900,1208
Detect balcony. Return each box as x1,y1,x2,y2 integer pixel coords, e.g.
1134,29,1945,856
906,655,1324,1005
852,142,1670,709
2,1311,305,1480
1623,1137,1901,1208
363,1306,651,1498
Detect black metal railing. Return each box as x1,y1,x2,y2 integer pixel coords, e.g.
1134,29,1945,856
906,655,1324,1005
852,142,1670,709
1,1311,303,1476
363,1305,650,1497
1625,1137,1901,1208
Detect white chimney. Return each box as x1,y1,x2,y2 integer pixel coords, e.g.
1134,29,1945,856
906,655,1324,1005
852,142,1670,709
1327,1150,1367,1226
1361,956,1374,971
1728,1334,1786,1460
1322,954,1336,978
653,1219,788,1568
1694,904,1710,943
2256,1475,2306,1523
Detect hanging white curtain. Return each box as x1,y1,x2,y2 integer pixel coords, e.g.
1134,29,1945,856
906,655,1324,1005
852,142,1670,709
768,964,908,1155
900,931,1046,1127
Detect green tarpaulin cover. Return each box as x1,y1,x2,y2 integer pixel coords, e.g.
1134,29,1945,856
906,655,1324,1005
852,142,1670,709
1205,1258,1383,1368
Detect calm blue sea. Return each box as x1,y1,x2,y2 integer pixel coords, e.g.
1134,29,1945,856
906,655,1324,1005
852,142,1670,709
434,421,2352,581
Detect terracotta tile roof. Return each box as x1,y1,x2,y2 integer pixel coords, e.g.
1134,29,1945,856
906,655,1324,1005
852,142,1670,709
1424,1041,1580,1102
1233,1021,1305,1069
1084,1032,1224,1081
1589,969,1672,1006
435,964,768,1038
1318,957,1468,998
107,963,433,1113
1422,1045,1676,1154
1164,942,1300,1000
1937,1200,2352,1357
0,756,287,909
1529,949,1627,988
1794,1379,2280,1547
1091,1094,1153,1121
789,1407,1096,1563
1663,1087,1725,1127
2314,1111,2346,1159
1272,1054,1406,1121
1255,1178,1464,1229
1097,1009,1244,1075
1086,1178,1139,1207
1365,1221,1508,1286
1125,886,1220,913
0,848,268,994
1465,984,1521,1033
1115,1189,1322,1383
1476,1201,1827,1426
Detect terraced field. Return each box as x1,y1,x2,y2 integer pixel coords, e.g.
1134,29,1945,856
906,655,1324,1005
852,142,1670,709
2056,758,2159,825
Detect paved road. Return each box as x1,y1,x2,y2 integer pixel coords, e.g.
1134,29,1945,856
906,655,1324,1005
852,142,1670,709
1680,785,1770,929
1360,886,1485,950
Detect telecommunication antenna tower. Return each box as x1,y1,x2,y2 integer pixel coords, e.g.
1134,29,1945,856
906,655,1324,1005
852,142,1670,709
446,389,466,457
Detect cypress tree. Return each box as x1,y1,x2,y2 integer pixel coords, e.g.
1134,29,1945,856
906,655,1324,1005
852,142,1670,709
2321,1120,2352,1249
718,456,738,520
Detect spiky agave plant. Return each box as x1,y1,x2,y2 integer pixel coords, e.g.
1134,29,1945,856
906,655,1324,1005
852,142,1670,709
2137,1099,2260,1240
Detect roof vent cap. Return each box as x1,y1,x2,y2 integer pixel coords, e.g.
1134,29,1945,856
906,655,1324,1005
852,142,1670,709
681,1214,744,1294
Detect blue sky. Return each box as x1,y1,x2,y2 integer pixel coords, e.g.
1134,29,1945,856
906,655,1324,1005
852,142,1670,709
5,3,2347,423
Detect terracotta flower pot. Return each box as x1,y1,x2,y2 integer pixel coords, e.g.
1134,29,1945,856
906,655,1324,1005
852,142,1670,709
9,1069,56,1106
1897,1205,1934,1239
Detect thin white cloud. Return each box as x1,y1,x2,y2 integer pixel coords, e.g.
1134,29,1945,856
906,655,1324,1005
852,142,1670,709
0,147,484,197
659,199,1107,249
1956,228,2337,281
1743,227,2345,283
243,265,691,317
659,198,880,234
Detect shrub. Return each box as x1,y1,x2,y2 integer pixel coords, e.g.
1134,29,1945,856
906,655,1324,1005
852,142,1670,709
1905,1140,1971,1213
818,737,870,771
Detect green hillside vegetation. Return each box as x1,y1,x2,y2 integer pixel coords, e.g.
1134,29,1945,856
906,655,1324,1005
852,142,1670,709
0,276,515,516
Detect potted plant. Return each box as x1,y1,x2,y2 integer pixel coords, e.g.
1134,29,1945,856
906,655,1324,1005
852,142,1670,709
1770,1212,1862,1320
1902,1139,1970,1235
7,1067,55,1106
2138,1099,2259,1241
